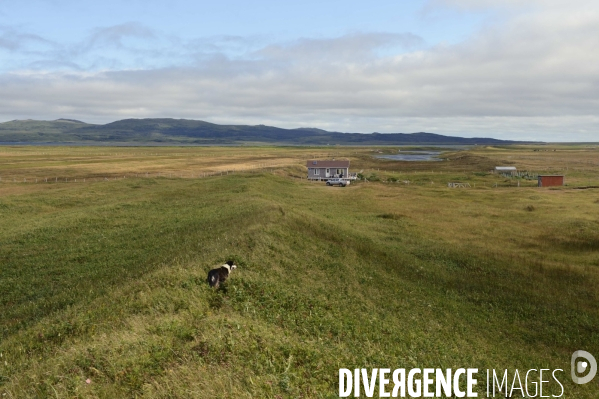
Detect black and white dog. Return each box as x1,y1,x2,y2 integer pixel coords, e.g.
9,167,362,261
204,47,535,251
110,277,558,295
207,260,237,288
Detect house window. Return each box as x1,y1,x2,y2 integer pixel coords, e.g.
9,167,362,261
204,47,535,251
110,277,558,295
326,169,330,174
336,169,344,175
314,168,320,175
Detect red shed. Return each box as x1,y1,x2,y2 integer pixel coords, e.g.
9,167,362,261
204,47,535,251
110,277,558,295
538,175,564,187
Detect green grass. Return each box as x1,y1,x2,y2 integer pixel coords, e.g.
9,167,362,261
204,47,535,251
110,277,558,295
0,146,598,398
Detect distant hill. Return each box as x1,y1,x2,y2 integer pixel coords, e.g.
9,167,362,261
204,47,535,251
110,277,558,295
0,118,525,145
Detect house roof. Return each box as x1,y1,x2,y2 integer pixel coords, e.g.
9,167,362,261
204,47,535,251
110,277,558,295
306,160,350,168
495,166,517,171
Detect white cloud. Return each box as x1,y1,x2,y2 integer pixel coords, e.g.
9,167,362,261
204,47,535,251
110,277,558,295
1,1,598,141
430,0,596,11
81,23,157,51
255,33,425,63
0,25,55,51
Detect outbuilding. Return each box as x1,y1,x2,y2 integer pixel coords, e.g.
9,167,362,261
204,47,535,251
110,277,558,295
538,175,564,187
495,166,517,175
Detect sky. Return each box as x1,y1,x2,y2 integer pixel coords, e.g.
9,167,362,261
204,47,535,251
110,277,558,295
0,0,598,141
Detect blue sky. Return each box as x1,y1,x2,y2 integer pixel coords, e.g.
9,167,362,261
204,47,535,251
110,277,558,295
1,0,491,71
1,0,598,140
2,0,487,45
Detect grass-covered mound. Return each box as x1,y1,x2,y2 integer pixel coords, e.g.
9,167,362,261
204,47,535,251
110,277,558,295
0,169,598,397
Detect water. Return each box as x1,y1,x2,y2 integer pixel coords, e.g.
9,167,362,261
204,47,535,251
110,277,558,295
375,151,442,162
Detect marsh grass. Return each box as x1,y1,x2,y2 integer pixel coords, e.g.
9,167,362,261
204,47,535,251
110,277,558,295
0,145,598,398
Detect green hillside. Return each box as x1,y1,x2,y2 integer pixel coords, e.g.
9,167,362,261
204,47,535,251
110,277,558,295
0,119,89,142
0,158,597,397
0,118,523,145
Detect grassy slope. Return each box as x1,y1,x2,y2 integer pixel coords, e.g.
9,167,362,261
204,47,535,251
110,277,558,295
0,120,91,142
0,147,598,398
0,118,519,145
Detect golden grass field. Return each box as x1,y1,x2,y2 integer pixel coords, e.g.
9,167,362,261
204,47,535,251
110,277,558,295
0,144,596,183
0,144,598,398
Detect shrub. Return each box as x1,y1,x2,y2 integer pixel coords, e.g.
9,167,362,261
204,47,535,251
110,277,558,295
378,213,406,220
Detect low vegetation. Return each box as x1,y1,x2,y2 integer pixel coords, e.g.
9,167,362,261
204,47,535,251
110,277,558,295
0,145,598,398
0,118,520,145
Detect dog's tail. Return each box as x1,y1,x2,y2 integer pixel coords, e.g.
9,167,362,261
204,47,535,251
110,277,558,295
208,272,219,287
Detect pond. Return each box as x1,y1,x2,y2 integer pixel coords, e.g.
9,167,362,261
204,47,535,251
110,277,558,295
375,151,443,162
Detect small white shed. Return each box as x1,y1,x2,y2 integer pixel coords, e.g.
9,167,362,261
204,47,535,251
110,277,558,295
495,166,517,175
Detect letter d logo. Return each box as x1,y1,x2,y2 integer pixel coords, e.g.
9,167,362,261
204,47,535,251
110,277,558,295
571,350,597,384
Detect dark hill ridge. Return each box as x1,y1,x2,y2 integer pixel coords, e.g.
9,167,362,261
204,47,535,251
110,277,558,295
0,118,526,145
56,118,86,124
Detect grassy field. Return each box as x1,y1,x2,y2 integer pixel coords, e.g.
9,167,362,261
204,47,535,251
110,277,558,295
0,145,598,398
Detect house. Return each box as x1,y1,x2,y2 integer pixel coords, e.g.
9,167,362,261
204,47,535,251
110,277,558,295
306,160,351,180
538,175,564,187
495,166,517,175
